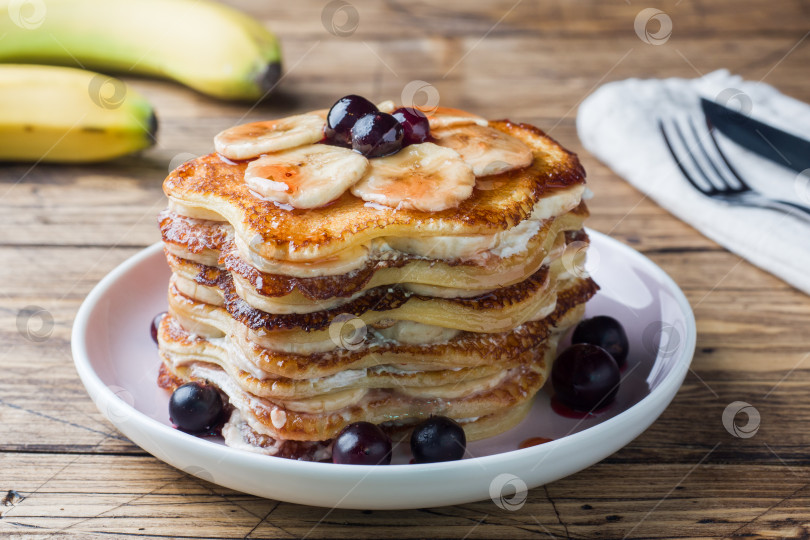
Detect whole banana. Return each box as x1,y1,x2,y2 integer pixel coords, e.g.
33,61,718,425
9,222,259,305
0,0,282,101
0,65,156,162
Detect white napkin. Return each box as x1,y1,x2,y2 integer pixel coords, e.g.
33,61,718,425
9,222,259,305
577,69,810,295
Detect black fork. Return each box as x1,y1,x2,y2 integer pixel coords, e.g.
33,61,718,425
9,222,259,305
659,114,810,223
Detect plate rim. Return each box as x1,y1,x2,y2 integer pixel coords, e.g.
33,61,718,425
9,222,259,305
71,229,696,481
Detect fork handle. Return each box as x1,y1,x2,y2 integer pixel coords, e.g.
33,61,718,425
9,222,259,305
753,197,810,224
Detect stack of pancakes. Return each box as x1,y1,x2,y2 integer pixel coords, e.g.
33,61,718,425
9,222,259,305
157,112,597,460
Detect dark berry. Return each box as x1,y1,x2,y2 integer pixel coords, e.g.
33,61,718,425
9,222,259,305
571,316,629,367
150,311,166,345
552,344,620,412
410,416,466,463
325,95,378,146
332,422,392,465
169,382,224,433
351,112,403,157
391,107,430,145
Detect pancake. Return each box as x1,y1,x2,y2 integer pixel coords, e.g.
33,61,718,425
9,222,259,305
160,319,545,407
163,120,586,264
159,341,553,443
215,403,537,459
165,254,592,356
159,205,590,311
155,380,536,459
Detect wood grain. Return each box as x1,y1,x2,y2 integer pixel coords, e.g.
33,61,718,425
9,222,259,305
1,0,810,538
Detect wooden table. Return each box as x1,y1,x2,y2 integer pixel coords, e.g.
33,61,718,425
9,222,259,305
2,1,810,538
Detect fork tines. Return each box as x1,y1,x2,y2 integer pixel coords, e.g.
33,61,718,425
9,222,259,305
659,114,751,197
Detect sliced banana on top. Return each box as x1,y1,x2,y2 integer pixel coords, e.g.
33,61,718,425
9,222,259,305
423,106,489,130
245,145,368,209
376,100,396,113
350,142,475,212
215,114,325,160
432,124,534,176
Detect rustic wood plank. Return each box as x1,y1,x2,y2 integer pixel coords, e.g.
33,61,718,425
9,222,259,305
234,0,810,39
1,454,809,538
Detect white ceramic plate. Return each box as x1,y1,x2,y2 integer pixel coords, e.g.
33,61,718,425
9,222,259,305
72,229,696,510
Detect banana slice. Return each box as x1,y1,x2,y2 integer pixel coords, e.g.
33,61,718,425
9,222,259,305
432,124,534,176
214,114,325,160
350,142,475,212
282,387,368,413
245,145,368,209
423,106,489,130
376,100,396,113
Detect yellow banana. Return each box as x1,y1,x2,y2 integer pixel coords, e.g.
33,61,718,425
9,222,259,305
0,65,156,162
0,0,282,101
